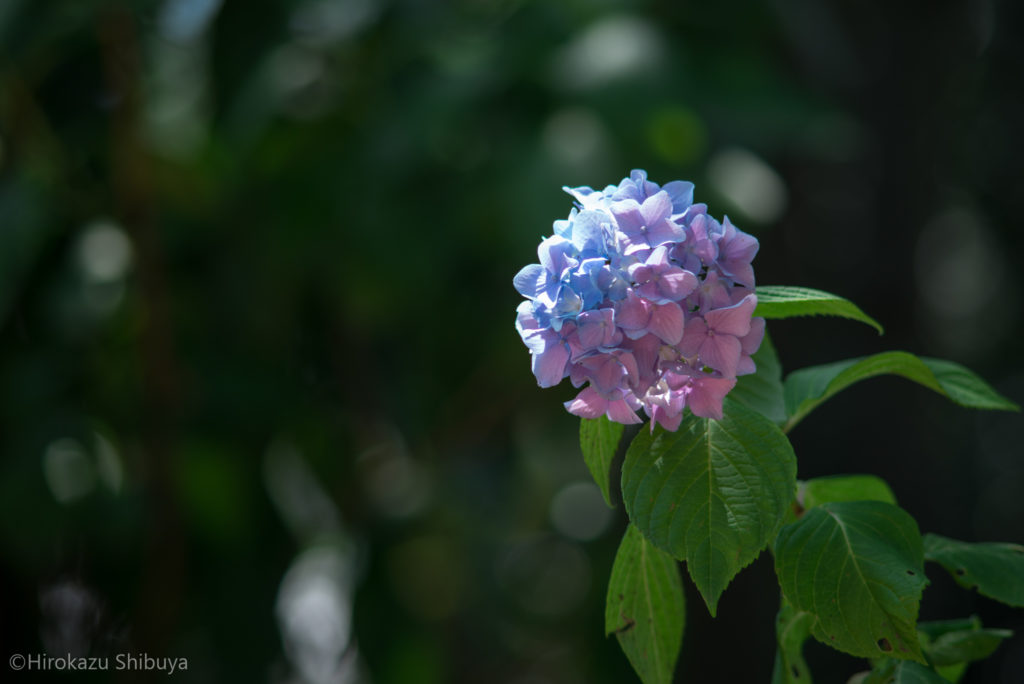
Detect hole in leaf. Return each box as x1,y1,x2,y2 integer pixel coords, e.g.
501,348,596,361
906,570,915,575
956,568,966,576
877,638,892,652
791,665,800,678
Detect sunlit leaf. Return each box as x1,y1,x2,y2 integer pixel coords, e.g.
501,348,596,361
581,416,624,507
605,525,684,684
754,285,883,334
622,399,797,614
783,353,1019,431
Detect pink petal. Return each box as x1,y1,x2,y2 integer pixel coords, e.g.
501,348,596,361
564,386,608,419
646,244,672,268
648,302,685,345
740,316,766,355
625,334,662,390
699,334,742,378
736,354,756,376
615,291,652,331
658,268,698,301
705,294,757,337
649,405,683,432
576,309,614,349
606,397,643,424
721,261,756,289
677,317,707,357
589,356,625,396
687,377,736,420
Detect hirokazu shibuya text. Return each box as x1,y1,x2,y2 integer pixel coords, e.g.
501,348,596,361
9,652,188,675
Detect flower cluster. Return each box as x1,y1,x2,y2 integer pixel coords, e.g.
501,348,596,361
514,170,764,430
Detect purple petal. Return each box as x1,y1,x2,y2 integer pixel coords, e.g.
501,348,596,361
538,235,576,277
648,302,685,345
645,244,672,268
513,264,549,299
661,180,695,212
677,317,707,357
564,386,608,419
532,341,570,387
687,377,736,420
590,355,627,396
609,199,645,236
657,267,698,301
645,219,686,248
615,291,652,332
606,397,642,424
515,300,541,335
576,309,615,349
649,405,683,432
695,270,732,311
624,334,662,391
705,294,757,337
740,316,765,355
699,334,742,377
721,217,759,263
640,191,672,226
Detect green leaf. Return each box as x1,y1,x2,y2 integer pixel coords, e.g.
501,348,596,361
917,616,982,642
782,352,1019,432
581,416,624,507
860,661,951,683
926,626,1012,666
933,663,966,684
622,398,797,615
731,332,786,424
854,660,950,684
774,501,927,663
923,534,1024,607
754,285,884,334
605,525,685,684
915,615,1012,678
771,598,814,684
800,475,897,510
884,661,952,683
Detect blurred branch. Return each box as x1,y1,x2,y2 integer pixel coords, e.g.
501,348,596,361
96,4,186,655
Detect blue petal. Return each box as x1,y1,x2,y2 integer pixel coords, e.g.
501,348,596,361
661,180,695,213
570,211,606,255
513,263,549,299
538,235,577,277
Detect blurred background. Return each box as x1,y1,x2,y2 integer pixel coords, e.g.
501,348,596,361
1,0,1023,682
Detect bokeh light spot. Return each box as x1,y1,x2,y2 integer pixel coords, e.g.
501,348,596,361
549,481,612,541
707,147,787,224
43,438,96,504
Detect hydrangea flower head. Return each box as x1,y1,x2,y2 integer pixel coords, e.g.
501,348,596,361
514,170,764,429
